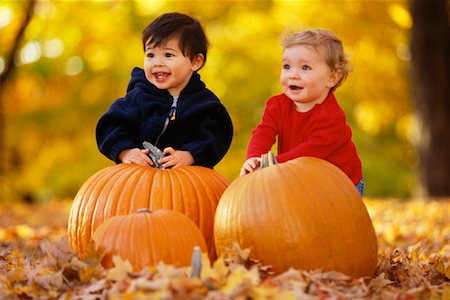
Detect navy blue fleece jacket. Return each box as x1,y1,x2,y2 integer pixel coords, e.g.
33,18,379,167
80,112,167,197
96,67,233,168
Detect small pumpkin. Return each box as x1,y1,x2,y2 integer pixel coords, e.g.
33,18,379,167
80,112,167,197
93,209,208,271
68,163,228,260
214,153,378,278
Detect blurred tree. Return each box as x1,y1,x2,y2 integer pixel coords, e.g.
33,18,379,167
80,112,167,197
410,0,450,197
0,0,417,201
0,0,35,186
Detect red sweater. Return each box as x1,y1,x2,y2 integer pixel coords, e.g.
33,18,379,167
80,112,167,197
246,92,362,184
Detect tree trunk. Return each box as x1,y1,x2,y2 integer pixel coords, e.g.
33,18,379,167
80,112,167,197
410,0,450,197
0,0,36,191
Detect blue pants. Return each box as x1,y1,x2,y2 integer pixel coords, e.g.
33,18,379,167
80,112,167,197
355,177,365,197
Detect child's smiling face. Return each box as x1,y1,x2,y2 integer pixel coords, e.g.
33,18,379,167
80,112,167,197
280,45,340,112
144,36,203,96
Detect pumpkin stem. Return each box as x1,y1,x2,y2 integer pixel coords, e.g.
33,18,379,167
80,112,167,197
190,246,202,278
136,208,152,214
142,141,165,169
260,151,277,168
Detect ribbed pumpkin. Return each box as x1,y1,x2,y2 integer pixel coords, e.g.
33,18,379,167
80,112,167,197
68,163,229,260
214,155,378,278
93,209,208,271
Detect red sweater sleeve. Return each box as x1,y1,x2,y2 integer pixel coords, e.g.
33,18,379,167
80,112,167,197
245,97,280,159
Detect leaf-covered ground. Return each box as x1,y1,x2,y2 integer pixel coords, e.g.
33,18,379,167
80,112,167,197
0,198,449,299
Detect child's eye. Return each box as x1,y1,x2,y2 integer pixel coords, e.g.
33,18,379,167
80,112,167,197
146,53,154,58
165,53,174,58
282,64,291,70
302,65,312,71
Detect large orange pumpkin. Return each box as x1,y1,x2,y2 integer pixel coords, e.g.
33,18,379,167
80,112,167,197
214,155,378,278
68,163,229,260
93,209,208,271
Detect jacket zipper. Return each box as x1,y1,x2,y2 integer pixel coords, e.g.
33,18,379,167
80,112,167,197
155,95,178,146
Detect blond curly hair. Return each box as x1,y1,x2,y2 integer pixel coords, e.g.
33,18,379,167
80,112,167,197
281,29,352,91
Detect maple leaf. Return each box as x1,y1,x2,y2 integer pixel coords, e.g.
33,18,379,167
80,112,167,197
107,255,133,281
432,245,450,280
220,265,260,297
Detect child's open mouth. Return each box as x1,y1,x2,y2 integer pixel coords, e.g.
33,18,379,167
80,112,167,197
289,85,303,90
154,72,169,81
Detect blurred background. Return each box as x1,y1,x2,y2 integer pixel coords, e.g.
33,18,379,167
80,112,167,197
0,0,448,202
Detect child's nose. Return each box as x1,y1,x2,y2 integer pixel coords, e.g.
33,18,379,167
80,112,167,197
152,57,164,67
289,70,300,79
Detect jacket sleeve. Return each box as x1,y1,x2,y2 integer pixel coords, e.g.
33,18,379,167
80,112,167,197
96,97,142,163
181,104,233,168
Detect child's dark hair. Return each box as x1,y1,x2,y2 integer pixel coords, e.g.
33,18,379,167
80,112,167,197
143,13,209,67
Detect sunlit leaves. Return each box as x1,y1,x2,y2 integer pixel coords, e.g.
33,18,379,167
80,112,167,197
0,198,449,298
389,4,413,29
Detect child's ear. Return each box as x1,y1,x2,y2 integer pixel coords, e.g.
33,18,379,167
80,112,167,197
191,54,205,71
327,70,342,88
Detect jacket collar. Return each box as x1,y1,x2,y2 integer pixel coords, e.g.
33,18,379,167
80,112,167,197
128,67,205,98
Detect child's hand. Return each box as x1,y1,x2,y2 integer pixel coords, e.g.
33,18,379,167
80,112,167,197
159,147,194,168
240,157,261,176
119,148,153,166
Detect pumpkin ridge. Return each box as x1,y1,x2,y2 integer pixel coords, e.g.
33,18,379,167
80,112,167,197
180,215,207,263
202,169,225,214
165,212,183,265
114,165,148,214
142,170,157,210
79,165,127,255
179,167,209,228
137,213,149,269
161,170,174,209
71,165,116,254
68,168,105,253
161,211,177,264
113,218,126,264
306,160,345,271
200,167,229,199
146,212,158,266
266,164,298,269
151,169,170,209
176,166,225,260
173,168,200,224
92,165,131,222
258,167,278,264
277,165,305,267
92,164,135,222
167,168,183,212
289,162,315,234
129,212,141,268
88,165,135,249
316,161,358,272
127,166,155,213
307,163,337,269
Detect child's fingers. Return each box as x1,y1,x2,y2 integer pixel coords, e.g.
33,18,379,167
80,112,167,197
158,155,170,164
239,166,248,176
125,153,153,166
162,147,175,156
247,158,260,169
240,160,256,176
